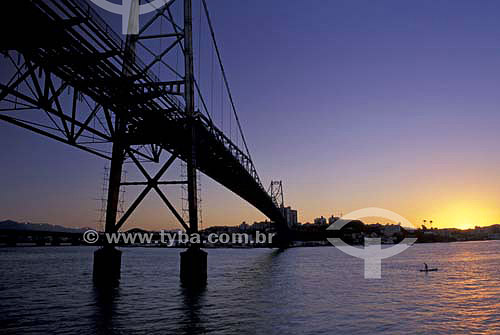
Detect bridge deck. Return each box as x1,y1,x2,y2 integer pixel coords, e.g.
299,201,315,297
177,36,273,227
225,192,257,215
0,0,288,233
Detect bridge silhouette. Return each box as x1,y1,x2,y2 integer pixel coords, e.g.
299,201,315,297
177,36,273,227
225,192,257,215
0,0,290,286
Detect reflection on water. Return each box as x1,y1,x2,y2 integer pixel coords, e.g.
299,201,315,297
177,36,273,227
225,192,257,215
178,286,207,335
91,286,122,335
0,241,499,335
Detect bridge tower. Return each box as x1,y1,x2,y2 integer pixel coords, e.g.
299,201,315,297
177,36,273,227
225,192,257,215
269,181,284,208
93,1,140,285
93,0,206,286
179,0,207,287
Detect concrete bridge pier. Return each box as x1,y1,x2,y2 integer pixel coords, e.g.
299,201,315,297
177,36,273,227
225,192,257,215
180,246,207,287
93,246,122,285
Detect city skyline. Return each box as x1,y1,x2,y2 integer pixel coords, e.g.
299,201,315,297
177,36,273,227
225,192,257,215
3,0,500,230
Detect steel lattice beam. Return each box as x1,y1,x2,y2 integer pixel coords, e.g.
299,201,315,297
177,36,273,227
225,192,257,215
0,0,290,238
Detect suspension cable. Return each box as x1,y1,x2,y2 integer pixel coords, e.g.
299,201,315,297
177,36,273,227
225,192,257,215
220,70,223,130
197,0,202,109
201,0,253,161
210,35,214,116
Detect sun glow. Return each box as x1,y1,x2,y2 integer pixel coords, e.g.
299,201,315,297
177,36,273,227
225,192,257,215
433,202,497,229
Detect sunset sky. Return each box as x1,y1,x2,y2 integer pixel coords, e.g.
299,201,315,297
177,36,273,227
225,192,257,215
2,0,500,230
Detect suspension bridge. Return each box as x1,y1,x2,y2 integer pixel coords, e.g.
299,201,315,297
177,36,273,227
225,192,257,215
0,0,290,285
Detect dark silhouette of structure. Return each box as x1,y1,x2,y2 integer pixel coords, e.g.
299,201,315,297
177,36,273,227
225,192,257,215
268,181,285,209
0,0,289,286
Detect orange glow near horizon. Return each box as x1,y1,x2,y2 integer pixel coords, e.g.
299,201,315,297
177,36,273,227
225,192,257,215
423,202,499,230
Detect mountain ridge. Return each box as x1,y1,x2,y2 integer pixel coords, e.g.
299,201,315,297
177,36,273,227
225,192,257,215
0,220,89,233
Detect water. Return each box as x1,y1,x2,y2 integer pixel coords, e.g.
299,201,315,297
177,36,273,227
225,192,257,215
0,241,499,335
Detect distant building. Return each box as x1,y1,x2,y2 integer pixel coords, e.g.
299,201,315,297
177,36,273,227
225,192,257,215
328,215,339,225
281,206,298,227
383,224,402,236
252,220,272,232
314,216,327,225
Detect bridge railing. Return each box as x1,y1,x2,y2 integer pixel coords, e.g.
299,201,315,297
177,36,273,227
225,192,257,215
60,0,185,119
69,0,125,50
196,113,264,191
65,0,168,86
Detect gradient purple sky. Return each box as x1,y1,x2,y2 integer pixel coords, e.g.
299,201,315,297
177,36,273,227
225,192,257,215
3,0,500,230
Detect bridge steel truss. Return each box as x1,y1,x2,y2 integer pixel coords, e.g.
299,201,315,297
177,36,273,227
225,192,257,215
0,0,290,241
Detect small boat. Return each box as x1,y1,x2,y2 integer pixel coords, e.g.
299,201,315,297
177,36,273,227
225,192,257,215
420,263,437,272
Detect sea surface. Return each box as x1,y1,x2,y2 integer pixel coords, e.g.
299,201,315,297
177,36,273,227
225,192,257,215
0,241,499,335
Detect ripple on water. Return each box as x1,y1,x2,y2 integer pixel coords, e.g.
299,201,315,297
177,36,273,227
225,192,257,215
0,241,498,335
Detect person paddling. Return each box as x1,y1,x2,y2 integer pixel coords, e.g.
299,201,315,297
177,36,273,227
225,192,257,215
420,263,437,272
